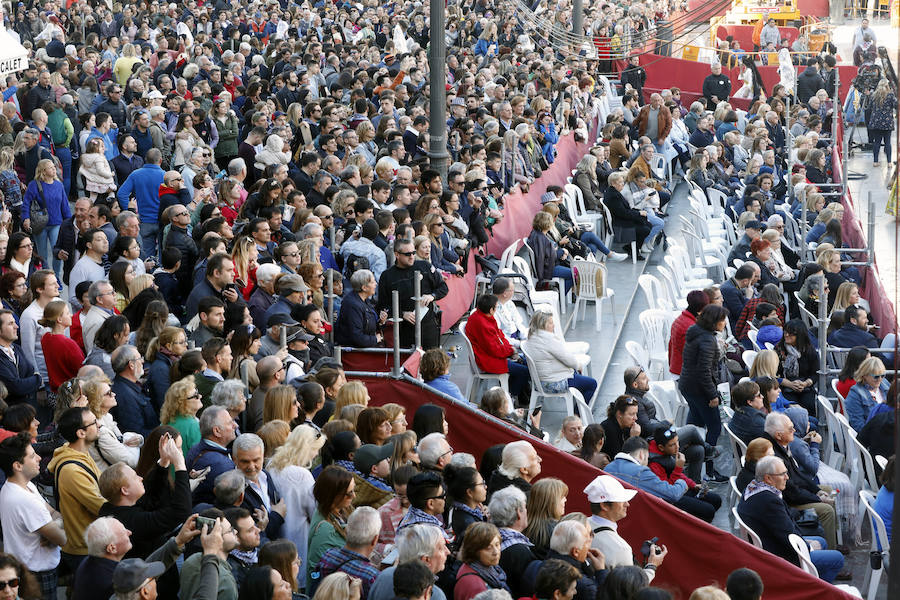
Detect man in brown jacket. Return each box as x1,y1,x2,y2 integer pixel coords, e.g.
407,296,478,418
636,93,672,152
628,143,671,208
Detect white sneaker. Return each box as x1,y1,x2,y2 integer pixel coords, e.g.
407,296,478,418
608,251,628,262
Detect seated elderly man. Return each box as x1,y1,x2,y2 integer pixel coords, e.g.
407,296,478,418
486,440,542,497
737,455,847,582
418,432,453,472
761,412,840,553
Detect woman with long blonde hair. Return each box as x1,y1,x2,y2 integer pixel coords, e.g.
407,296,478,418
748,348,780,379
268,424,327,590
522,477,569,557
231,236,259,301
160,376,203,455
262,385,300,425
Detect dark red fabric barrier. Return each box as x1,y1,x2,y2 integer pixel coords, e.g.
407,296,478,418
714,24,800,50
353,375,855,600
431,131,590,332
832,121,898,335
338,349,414,373
636,54,855,111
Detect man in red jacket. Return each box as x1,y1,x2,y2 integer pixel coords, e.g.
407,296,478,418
464,295,530,404
668,290,709,378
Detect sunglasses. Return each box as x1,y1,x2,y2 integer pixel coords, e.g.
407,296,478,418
0,579,19,591
397,251,416,257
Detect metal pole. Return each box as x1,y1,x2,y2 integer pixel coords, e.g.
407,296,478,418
326,269,335,345
892,400,900,598
801,195,808,255
817,275,828,398
427,0,449,181
328,225,336,253
413,270,422,350
391,290,401,377
572,0,584,43
785,95,793,202
866,192,875,268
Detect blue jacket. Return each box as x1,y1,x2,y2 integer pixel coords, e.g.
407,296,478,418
729,406,766,444
0,343,42,405
603,454,687,502
110,375,159,438
186,439,235,505
146,353,173,412
720,278,748,328
22,179,72,225
424,374,468,404
844,379,891,431
85,127,119,160
334,291,379,348
117,164,165,222
827,324,879,349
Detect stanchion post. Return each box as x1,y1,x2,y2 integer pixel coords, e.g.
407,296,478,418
391,291,401,377
801,197,808,256
786,95,793,202
817,275,828,396
326,269,335,344
867,191,875,268
414,270,422,350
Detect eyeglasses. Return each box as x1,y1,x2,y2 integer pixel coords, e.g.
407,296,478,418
176,212,190,218
344,210,355,216
188,392,202,400
871,374,884,379
397,251,415,257
439,446,454,459
0,578,19,591
79,419,98,430
771,471,789,478
427,492,447,501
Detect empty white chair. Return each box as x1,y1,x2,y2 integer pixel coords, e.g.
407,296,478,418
655,265,689,311
723,422,747,474
638,274,673,311
571,258,616,332
859,490,890,600
741,350,758,370
625,340,649,370
638,309,673,379
459,321,510,408
746,329,760,351
499,238,522,272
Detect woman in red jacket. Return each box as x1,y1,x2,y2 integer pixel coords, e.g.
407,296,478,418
668,290,710,377
464,294,530,404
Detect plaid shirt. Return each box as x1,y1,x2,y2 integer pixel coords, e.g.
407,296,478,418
499,527,533,551
318,547,379,599
397,507,452,542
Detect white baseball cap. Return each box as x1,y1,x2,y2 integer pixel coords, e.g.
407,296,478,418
584,475,637,503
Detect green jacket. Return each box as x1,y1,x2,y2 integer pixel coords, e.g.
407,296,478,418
180,552,237,600
47,109,74,147
213,113,239,159
306,510,346,582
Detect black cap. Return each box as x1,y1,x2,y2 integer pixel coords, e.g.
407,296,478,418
267,313,299,328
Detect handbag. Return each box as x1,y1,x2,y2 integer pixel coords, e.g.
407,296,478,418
791,507,825,539
30,181,50,236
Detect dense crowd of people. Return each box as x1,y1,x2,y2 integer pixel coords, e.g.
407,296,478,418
0,0,892,598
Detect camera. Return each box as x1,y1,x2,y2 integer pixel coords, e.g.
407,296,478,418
640,537,659,559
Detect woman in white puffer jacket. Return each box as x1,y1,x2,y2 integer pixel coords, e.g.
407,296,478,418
521,309,598,404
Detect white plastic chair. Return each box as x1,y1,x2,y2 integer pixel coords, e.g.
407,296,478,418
459,321,510,407
498,238,522,273
682,228,727,280
670,244,710,281
741,350,758,370
638,309,673,379
564,183,601,232
746,329,760,350
733,507,763,548
571,258,616,332
729,476,741,529
520,344,593,423
655,265,689,311
509,256,562,315
845,425,880,493
519,244,569,315
788,534,819,577
638,274,673,311
860,490,890,600
663,255,712,298
723,422,747,474
625,340,649,370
